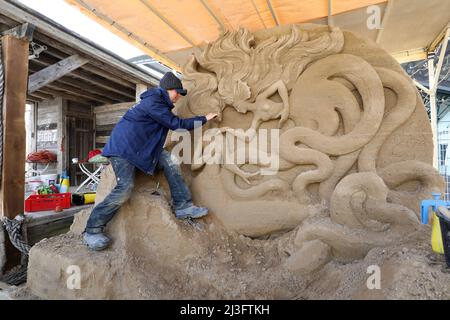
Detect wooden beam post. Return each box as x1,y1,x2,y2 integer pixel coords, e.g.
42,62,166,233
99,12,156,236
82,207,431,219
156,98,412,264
1,34,29,270
28,54,89,94
1,22,35,42
1,35,29,218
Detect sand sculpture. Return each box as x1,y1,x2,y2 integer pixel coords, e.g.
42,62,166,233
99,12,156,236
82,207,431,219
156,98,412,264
176,23,443,270
26,24,446,299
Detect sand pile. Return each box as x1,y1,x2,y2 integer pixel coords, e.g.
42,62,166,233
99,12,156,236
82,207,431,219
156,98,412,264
25,167,450,299
27,167,304,299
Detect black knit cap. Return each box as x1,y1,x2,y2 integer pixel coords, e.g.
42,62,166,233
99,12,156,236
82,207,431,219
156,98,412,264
160,72,187,96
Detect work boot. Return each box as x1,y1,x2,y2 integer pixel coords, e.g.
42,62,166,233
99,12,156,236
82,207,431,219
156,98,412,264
83,232,110,251
175,206,209,220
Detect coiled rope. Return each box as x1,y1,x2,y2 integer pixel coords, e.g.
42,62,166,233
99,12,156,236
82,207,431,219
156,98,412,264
0,42,4,183
2,216,30,255
0,217,30,286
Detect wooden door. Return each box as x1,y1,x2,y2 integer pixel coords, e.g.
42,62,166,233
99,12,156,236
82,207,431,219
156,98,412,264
66,116,94,186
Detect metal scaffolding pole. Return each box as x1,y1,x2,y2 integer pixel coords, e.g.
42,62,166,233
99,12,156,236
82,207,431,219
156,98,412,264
428,53,439,169
415,27,450,170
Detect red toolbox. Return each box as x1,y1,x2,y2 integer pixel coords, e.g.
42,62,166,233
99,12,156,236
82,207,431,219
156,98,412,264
25,193,71,213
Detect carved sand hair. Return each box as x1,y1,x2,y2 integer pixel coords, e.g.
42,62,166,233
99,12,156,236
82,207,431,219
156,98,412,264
184,25,343,115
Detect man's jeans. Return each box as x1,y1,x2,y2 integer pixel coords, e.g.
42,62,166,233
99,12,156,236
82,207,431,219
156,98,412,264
85,150,193,234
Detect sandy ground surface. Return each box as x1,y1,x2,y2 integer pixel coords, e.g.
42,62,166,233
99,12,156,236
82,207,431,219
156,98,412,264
0,282,40,300
24,215,450,300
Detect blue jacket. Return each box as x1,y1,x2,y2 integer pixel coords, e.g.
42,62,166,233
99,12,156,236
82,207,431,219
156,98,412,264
102,87,207,174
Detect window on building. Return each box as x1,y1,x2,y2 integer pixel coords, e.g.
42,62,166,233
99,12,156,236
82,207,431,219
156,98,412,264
440,144,448,166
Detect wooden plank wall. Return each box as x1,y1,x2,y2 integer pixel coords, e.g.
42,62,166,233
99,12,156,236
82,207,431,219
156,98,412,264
35,98,63,175
67,101,93,118
94,102,134,149
35,99,94,176
66,101,94,185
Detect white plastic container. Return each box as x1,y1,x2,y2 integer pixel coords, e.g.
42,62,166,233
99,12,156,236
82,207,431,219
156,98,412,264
41,174,58,186
26,178,43,193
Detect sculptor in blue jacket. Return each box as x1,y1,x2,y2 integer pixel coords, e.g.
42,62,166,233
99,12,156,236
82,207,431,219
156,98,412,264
83,72,218,251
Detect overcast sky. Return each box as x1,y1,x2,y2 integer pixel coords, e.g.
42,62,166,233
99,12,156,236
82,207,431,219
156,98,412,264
18,0,145,60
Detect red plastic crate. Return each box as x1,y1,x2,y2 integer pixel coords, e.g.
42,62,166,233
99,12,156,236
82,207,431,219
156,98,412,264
25,193,71,213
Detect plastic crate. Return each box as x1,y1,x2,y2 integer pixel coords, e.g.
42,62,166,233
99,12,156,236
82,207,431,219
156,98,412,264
25,193,71,213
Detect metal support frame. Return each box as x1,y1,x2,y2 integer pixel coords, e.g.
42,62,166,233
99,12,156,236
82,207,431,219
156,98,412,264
199,0,226,33
75,163,104,193
429,23,450,53
70,0,180,71
251,0,267,29
392,48,427,63
414,80,430,95
327,0,333,26
266,0,280,26
72,157,107,193
419,27,450,170
433,28,450,93
428,52,439,169
139,0,196,48
29,42,47,60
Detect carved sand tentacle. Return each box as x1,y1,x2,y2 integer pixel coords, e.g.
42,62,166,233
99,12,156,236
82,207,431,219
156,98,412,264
220,168,289,200
280,129,334,203
291,172,420,264
191,127,267,184
358,68,417,172
277,26,344,91
330,172,419,231
293,202,419,262
318,151,361,201
191,125,290,199
292,218,407,262
379,160,445,213
286,54,385,155
290,64,361,136
294,219,387,261
289,68,417,204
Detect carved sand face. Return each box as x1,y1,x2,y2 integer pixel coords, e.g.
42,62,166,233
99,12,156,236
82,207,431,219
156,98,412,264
177,24,442,268
234,101,248,114
257,100,283,122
